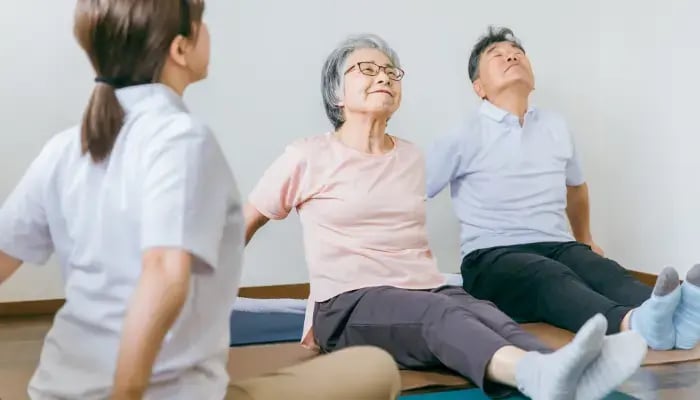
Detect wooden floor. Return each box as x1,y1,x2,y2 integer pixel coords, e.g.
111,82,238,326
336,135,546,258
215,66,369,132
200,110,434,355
1,316,698,400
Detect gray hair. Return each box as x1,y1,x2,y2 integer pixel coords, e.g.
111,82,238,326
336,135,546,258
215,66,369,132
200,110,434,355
468,26,525,82
321,33,401,130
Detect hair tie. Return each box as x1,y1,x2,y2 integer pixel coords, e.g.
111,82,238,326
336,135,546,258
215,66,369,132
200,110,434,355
94,77,117,86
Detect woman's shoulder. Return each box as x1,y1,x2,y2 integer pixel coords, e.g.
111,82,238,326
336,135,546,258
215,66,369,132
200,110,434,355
390,135,423,154
135,110,218,154
285,132,336,154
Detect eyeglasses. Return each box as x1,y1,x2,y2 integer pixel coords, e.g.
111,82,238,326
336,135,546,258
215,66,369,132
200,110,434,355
344,61,405,81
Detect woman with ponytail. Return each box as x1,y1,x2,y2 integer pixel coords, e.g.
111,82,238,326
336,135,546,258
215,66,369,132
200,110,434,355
0,1,399,399
0,0,241,398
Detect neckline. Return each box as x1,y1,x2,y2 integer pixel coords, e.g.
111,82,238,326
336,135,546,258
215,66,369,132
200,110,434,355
327,131,399,158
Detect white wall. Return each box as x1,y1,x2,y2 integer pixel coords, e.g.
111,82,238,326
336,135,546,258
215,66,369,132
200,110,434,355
0,2,93,301
0,0,697,301
593,0,700,275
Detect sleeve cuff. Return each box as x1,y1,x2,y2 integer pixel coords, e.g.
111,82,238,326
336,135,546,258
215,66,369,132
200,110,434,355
247,194,289,221
0,240,51,266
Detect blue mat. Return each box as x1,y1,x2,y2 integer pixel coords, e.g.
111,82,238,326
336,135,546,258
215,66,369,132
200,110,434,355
229,310,304,346
399,388,637,399
400,389,523,400
227,308,530,347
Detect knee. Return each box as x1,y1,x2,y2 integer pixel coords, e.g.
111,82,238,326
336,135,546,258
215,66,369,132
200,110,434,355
425,294,477,323
354,346,401,382
531,261,577,282
341,346,401,398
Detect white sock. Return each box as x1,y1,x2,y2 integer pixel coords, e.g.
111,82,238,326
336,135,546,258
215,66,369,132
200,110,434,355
575,330,647,400
674,264,700,349
630,266,681,350
515,314,606,400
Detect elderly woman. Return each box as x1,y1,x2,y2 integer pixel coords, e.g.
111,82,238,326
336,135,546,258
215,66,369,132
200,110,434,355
244,34,646,399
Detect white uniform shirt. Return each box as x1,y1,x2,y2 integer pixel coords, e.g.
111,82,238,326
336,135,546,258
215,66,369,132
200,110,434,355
0,84,244,399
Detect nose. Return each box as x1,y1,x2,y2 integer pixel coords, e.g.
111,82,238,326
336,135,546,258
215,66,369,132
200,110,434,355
375,66,393,85
375,74,392,86
507,53,519,62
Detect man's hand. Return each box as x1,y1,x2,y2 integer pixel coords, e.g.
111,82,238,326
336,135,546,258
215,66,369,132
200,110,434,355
585,240,605,257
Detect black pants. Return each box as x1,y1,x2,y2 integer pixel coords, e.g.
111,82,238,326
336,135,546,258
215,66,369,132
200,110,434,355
313,285,550,398
461,241,653,334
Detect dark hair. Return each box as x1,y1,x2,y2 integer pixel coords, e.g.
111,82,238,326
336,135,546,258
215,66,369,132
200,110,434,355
73,0,205,162
468,26,525,82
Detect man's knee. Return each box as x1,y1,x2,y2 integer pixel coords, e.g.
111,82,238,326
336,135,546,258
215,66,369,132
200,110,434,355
530,259,579,283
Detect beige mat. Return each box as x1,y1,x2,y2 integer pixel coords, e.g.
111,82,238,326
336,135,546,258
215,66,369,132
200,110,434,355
228,323,700,392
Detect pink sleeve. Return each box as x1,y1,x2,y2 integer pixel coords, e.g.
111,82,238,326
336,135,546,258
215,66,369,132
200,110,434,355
248,145,309,220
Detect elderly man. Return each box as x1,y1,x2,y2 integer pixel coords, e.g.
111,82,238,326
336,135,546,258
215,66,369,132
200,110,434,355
426,26,700,352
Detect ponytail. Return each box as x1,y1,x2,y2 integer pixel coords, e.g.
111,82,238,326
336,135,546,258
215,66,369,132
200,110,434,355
80,82,125,162
74,0,207,163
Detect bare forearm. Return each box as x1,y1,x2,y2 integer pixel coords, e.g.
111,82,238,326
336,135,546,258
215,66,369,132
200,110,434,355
0,250,22,284
244,203,269,245
113,250,191,397
245,220,266,245
566,183,592,242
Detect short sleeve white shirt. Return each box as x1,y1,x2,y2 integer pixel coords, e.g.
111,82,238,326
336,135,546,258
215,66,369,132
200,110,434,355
0,84,244,399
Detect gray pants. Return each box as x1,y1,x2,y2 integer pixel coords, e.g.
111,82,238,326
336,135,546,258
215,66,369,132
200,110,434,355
313,285,550,397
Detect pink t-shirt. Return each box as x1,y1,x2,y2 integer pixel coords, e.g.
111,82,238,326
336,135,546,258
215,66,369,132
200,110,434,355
248,133,447,347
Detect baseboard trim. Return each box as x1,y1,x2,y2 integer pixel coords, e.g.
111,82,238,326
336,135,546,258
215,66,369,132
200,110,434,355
0,271,656,318
631,270,658,286
0,299,65,318
238,283,309,299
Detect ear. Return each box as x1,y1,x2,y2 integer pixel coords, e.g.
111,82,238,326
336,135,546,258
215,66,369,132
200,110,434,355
334,87,345,107
472,79,486,99
168,35,189,68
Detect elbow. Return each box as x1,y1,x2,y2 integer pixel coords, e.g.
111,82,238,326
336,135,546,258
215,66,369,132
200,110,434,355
142,249,191,302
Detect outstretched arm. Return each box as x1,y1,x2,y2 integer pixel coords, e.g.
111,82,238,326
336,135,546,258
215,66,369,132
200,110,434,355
425,133,462,199
244,144,310,245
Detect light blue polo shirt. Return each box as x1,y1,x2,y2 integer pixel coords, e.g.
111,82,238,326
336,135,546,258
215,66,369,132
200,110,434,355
426,100,585,258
